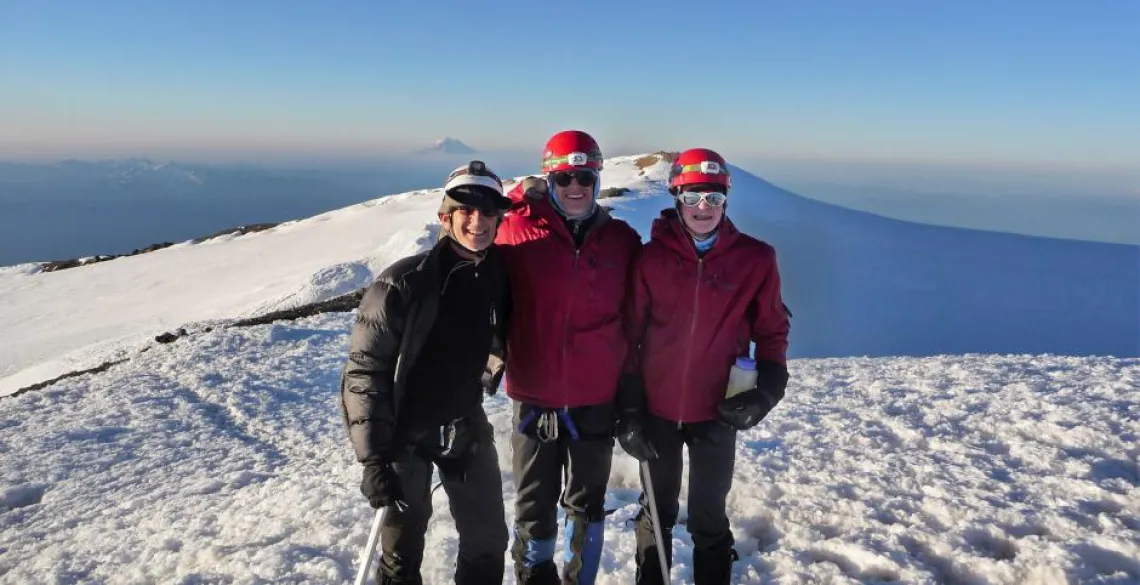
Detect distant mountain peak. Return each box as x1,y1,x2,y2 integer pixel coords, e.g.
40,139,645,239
418,137,478,155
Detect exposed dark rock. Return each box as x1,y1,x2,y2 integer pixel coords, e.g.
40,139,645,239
37,223,280,274
230,288,366,327
154,328,188,344
191,223,278,244
132,242,175,255
599,187,631,199
3,357,132,400
41,255,116,273
635,151,679,171
3,286,369,400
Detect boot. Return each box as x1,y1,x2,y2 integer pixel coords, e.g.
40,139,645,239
634,508,674,585
514,562,559,585
456,554,504,585
512,534,559,585
692,547,737,585
376,570,423,585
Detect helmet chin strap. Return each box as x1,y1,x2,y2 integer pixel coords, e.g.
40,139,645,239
444,213,495,263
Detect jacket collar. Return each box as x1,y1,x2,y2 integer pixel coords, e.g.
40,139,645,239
650,208,740,260
507,180,611,245
530,195,611,245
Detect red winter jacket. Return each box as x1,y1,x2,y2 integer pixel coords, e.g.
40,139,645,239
494,181,643,408
627,209,789,423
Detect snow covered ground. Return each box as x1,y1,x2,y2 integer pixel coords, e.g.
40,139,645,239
1,153,1137,583
1,313,1136,584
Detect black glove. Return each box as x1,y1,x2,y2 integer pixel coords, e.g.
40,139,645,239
717,388,778,431
615,373,656,460
482,360,504,396
521,176,548,201
361,462,406,510
617,415,657,461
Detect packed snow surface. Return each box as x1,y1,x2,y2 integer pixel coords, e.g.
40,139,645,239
1,314,1136,584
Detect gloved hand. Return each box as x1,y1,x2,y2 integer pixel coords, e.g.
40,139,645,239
616,415,657,461
717,388,777,431
521,176,548,201
482,356,505,396
361,462,406,510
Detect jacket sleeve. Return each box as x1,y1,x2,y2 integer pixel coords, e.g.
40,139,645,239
622,234,650,373
340,280,405,465
751,245,791,399
614,246,650,411
482,262,510,395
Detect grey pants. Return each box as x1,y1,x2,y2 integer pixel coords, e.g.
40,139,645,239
510,400,615,585
378,416,509,585
635,416,737,585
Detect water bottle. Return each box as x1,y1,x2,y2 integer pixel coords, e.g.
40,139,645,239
726,357,758,399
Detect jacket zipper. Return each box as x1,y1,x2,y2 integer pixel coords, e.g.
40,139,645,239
562,247,581,408
678,258,703,428
560,221,585,409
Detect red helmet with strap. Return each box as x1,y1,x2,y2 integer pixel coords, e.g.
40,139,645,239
668,148,731,194
541,130,603,173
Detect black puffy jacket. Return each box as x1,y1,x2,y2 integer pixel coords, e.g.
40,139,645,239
339,237,509,465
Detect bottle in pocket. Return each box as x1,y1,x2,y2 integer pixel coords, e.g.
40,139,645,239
726,357,758,399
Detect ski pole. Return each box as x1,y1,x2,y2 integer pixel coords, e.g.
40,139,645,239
353,508,385,585
641,460,672,585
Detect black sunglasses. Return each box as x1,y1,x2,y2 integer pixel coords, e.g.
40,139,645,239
552,170,597,187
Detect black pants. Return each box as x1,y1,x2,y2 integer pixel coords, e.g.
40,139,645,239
510,400,615,585
635,415,738,585
377,413,508,585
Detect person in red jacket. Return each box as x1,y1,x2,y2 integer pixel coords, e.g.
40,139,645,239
618,148,790,585
494,130,642,585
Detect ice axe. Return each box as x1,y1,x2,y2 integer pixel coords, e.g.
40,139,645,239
641,461,672,584
353,497,409,584
353,508,385,585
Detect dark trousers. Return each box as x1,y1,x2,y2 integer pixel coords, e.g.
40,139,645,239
510,400,615,585
635,415,738,585
378,413,508,585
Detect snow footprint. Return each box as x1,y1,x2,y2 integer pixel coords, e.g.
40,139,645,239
806,540,901,582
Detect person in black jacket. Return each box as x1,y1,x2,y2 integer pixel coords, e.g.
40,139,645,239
340,161,512,585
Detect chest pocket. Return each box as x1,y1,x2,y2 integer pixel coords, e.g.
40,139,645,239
585,252,627,318
702,266,741,298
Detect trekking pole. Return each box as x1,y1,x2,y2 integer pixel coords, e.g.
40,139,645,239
640,461,673,585
353,508,385,585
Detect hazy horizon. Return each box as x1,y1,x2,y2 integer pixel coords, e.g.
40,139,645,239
3,1,1137,174
1,151,1136,268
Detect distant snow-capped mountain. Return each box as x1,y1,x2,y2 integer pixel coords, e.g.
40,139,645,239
416,137,478,155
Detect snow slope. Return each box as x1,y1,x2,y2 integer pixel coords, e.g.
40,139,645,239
1,154,1136,397
1,313,1136,584
1,154,1137,584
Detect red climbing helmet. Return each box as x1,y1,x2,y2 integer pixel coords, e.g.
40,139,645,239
668,148,731,195
541,130,604,173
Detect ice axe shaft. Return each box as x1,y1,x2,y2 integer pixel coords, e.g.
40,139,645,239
641,460,672,584
353,508,384,585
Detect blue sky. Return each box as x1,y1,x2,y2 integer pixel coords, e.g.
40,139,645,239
2,0,1137,172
